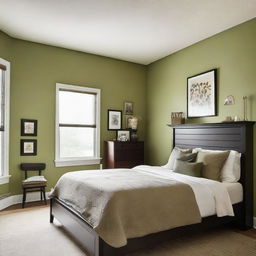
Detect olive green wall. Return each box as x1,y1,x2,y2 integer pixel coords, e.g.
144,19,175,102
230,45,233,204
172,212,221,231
0,31,147,196
146,18,256,213
1,18,256,215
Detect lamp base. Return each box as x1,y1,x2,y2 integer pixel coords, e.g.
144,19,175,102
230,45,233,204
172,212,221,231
130,129,138,142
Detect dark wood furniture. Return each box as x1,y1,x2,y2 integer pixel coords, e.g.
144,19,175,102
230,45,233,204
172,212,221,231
169,121,254,228
50,121,254,256
20,163,47,208
104,141,144,168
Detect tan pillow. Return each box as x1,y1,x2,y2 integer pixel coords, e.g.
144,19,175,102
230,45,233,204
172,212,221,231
162,147,192,170
197,151,230,181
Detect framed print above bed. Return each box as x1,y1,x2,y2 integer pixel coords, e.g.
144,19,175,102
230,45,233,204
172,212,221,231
108,110,122,130
187,69,217,118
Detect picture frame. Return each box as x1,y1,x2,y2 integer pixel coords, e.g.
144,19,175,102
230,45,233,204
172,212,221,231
124,102,133,115
116,129,130,142
187,69,217,118
20,139,37,156
21,119,37,136
108,110,122,130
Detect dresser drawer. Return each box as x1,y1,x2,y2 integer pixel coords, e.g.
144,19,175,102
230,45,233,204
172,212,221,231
114,149,144,161
114,142,144,149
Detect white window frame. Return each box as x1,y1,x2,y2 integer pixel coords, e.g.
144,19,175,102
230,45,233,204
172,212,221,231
55,83,101,167
0,58,10,184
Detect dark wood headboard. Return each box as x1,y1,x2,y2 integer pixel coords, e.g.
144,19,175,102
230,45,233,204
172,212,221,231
169,121,255,228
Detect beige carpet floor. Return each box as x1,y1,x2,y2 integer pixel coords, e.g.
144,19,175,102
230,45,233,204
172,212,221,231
0,206,256,256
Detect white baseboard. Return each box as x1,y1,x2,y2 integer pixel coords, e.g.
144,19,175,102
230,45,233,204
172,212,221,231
0,192,50,211
254,217,256,229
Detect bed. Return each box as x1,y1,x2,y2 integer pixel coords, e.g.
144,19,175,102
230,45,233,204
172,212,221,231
50,121,254,256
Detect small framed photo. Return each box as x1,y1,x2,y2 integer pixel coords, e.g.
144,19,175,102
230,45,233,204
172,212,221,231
187,69,217,118
20,139,37,156
124,102,133,115
108,110,122,130
116,130,130,142
21,119,37,136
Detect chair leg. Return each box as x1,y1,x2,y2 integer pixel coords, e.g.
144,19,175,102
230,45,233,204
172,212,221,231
50,199,54,223
50,213,54,223
43,187,47,205
22,188,26,208
40,188,43,201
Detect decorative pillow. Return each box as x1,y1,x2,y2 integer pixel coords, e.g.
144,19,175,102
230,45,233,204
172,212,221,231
193,148,241,182
178,152,198,162
196,151,230,181
173,159,203,177
162,147,192,170
221,150,241,182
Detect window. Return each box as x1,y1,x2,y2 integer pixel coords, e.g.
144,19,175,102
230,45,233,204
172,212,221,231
0,58,10,184
55,83,101,167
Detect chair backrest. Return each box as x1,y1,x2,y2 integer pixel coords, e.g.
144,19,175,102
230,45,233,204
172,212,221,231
20,163,46,179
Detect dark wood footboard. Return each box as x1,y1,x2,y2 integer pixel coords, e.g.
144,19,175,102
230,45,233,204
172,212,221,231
50,198,103,256
50,197,244,256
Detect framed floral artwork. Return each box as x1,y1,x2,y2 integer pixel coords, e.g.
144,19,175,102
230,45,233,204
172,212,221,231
187,69,217,117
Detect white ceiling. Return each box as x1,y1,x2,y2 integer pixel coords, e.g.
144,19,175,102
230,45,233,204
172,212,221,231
0,0,255,65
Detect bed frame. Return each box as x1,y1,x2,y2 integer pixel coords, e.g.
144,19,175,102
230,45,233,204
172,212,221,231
50,121,254,256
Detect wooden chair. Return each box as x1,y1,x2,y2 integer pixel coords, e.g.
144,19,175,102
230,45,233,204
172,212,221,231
20,163,47,208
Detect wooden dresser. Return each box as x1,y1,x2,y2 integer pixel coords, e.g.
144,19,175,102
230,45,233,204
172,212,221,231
104,141,144,168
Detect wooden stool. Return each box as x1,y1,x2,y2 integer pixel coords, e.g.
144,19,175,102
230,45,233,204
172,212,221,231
20,163,47,208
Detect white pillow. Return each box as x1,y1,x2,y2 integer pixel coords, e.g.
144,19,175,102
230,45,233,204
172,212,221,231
192,148,241,182
162,147,192,170
221,150,241,182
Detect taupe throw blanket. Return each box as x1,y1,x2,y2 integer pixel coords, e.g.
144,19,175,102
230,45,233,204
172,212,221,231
50,168,201,248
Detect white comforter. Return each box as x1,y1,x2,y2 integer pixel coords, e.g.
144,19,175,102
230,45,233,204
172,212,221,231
134,165,234,217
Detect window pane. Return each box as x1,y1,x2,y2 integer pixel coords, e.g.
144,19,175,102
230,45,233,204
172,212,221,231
59,90,96,125
59,127,95,158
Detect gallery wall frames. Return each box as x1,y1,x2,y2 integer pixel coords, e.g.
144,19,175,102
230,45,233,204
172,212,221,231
20,119,38,156
21,119,37,136
116,129,131,141
20,139,37,156
108,110,122,130
124,102,133,115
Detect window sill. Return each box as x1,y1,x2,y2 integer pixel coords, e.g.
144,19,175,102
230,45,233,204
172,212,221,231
0,175,11,185
55,158,101,167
